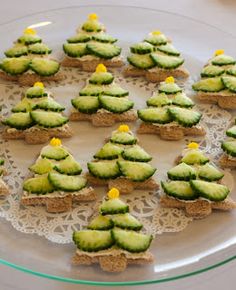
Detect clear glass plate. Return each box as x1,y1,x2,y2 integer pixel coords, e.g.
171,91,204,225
0,5,236,286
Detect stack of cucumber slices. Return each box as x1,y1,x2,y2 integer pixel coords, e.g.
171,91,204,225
87,125,156,184
2,83,69,131
162,144,229,202
71,64,135,116
221,119,236,161
127,31,184,70
138,77,202,128
23,139,89,195
73,188,153,255
63,14,121,60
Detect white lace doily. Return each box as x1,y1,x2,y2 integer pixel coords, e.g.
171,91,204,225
0,68,234,244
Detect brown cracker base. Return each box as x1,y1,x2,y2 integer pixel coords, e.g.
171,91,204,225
219,154,236,168
197,92,236,109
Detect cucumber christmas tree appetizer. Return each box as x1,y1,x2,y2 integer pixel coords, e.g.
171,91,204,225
2,82,73,144
124,30,189,83
70,64,137,126
192,49,236,109
137,77,205,140
21,138,96,213
86,124,158,193
220,118,236,168
0,159,10,197
72,188,153,272
62,13,123,71
0,28,62,85
160,142,236,218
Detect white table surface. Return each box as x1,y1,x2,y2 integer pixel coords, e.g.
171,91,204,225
1,0,236,289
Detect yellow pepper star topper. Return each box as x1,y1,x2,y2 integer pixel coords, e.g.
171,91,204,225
50,138,62,147
165,76,175,83
152,30,162,36
33,82,44,88
214,49,224,56
187,142,199,150
88,13,98,21
108,188,120,199
95,63,107,73
24,28,37,35
118,124,130,133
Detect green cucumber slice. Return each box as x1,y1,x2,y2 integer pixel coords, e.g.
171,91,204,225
99,95,134,113
18,34,41,45
111,228,152,253
87,161,121,179
158,82,182,94
127,53,155,69
200,65,224,77
221,76,236,93
122,145,152,162
92,33,117,43
146,93,171,107
4,45,28,57
211,54,236,66
198,163,224,181
161,180,198,200
23,175,54,194
111,213,143,231
30,111,68,128
221,140,236,157
226,66,236,77
63,43,87,57
94,142,123,160
226,125,236,138
167,163,196,181
29,158,54,175
86,43,121,59
190,180,229,201
11,98,31,113
79,84,103,96
144,34,168,46
32,97,65,112
0,57,30,75
67,34,91,43
110,131,137,145
28,43,52,55
82,20,103,32
87,215,113,230
172,92,194,108
3,112,34,129
71,96,99,114
103,84,129,97
168,107,201,127
54,155,82,175
138,107,172,124
130,42,153,54
181,149,209,165
156,43,180,56
26,86,47,98
150,53,184,69
192,77,224,92
100,198,129,215
41,146,69,160
89,72,114,85
73,230,114,252
118,160,156,181
30,58,60,76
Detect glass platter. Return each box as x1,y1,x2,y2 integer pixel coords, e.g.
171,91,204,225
0,5,236,286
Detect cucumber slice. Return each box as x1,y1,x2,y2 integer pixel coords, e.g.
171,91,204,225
79,84,103,96
221,140,236,157
82,20,103,32
0,57,30,75
23,175,54,194
150,53,184,69
29,158,54,175
130,42,153,54
71,96,99,114
11,98,31,113
110,131,137,145
63,43,87,57
5,45,28,57
127,53,155,69
67,34,91,43
144,34,168,46
118,161,156,181
167,163,196,181
111,228,152,253
89,72,114,85
192,77,224,92
18,34,41,45
156,43,180,56
26,86,47,99
158,82,182,94
87,161,121,179
92,33,117,43
100,198,129,215
221,76,236,93
32,97,65,112
112,213,143,231
99,95,134,113
200,65,225,77
168,107,201,127
3,112,34,130
94,142,123,160
226,125,236,138
54,155,82,175
226,66,236,77
146,93,171,107
30,58,60,76
86,43,121,59
30,111,68,128
73,230,114,252
28,43,52,55
198,163,224,181
122,145,152,162
172,92,194,108
181,149,209,165
48,172,87,192
103,84,129,97
211,54,236,66
161,180,198,200
138,107,172,124
87,215,113,230
0,159,4,166
41,146,69,160
190,180,229,201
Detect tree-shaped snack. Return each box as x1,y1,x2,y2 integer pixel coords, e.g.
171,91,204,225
160,142,236,218
192,49,236,109
2,82,73,144
62,13,123,72
21,138,96,213
0,159,10,197
137,77,205,140
123,30,189,83
220,118,236,168
0,28,62,86
70,64,137,126
72,188,153,272
86,124,158,193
